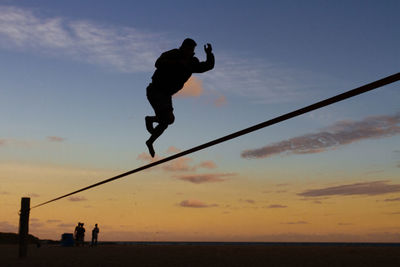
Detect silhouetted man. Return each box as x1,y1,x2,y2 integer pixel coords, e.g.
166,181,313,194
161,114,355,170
91,224,99,247
80,223,86,246
145,38,215,157
74,222,81,246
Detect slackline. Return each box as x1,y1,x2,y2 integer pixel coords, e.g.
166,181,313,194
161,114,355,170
31,72,400,209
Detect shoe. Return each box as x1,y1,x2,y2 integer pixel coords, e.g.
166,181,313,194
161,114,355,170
146,140,155,158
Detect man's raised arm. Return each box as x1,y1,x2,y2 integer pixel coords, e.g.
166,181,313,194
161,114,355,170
193,43,215,73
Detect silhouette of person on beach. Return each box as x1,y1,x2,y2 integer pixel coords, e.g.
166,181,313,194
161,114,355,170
74,222,80,246
74,222,86,246
145,38,215,157
91,224,100,247
79,223,86,246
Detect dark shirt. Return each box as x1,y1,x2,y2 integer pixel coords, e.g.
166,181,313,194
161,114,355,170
92,227,99,237
149,48,215,96
78,227,85,236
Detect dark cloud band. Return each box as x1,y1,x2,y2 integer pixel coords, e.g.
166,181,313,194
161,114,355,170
242,113,400,159
298,180,400,197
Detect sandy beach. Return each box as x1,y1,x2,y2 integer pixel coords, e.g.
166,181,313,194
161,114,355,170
1,244,399,267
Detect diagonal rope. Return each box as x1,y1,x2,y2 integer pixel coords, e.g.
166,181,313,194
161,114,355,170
31,72,400,209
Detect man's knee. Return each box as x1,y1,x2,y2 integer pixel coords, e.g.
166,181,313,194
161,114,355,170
160,113,174,125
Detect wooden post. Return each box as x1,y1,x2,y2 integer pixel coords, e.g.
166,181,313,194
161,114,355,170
18,197,30,258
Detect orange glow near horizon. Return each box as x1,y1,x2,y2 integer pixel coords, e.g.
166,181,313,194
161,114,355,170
1,160,399,242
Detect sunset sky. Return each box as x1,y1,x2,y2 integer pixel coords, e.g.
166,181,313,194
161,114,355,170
1,1,399,242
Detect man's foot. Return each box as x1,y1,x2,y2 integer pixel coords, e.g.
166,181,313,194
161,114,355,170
146,140,155,158
145,116,154,134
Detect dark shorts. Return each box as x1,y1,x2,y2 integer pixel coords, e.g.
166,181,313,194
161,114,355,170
147,84,174,122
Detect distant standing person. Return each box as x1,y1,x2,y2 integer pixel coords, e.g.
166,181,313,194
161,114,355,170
91,224,100,247
79,223,86,246
74,222,81,246
145,38,215,157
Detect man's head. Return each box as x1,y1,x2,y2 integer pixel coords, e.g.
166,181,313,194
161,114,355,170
180,38,196,58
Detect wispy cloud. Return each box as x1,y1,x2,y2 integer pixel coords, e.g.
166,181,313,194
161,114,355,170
298,180,400,197
242,113,400,159
0,5,337,104
177,173,234,184
166,146,181,154
198,161,217,169
162,157,194,172
174,77,204,98
0,5,165,72
47,219,61,223
47,136,65,142
137,152,193,172
267,204,287,208
384,197,400,202
174,77,228,106
204,55,340,104
68,196,87,202
137,151,219,173
239,199,256,204
179,199,218,208
281,221,308,225
338,223,353,226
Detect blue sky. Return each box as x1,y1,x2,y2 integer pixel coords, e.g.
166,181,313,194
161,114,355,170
0,1,399,241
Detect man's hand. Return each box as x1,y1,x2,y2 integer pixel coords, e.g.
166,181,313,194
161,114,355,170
204,43,212,55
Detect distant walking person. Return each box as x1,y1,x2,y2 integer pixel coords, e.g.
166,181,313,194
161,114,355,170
91,224,100,247
145,38,215,157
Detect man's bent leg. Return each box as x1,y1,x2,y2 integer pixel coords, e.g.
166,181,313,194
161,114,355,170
145,116,158,134
146,123,168,157
146,112,174,157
